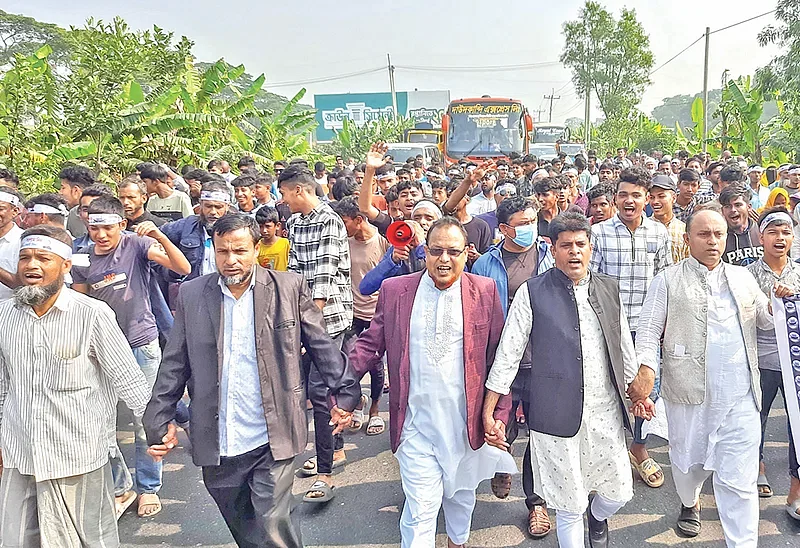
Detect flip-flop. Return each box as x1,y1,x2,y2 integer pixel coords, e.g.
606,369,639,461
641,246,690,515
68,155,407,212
351,395,367,430
786,499,800,521
366,415,385,436
137,493,162,518
115,491,137,521
758,474,773,498
298,457,317,477
303,480,335,503
629,451,665,488
677,504,701,537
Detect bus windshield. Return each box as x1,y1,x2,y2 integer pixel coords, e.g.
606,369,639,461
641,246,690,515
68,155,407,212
407,132,439,144
446,102,525,157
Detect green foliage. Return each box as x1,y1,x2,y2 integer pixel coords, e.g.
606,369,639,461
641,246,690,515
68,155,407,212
0,10,70,66
572,113,677,155
331,116,415,160
560,1,654,120
0,14,318,193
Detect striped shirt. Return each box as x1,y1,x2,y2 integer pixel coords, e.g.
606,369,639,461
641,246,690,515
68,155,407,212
287,202,353,336
590,214,673,331
0,287,150,481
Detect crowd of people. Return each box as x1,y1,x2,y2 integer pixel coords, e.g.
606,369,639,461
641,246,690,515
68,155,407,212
0,141,798,548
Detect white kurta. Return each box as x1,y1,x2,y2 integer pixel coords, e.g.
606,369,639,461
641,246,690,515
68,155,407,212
487,276,636,513
635,265,767,483
399,273,516,499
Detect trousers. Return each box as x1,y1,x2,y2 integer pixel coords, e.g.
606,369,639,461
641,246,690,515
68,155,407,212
555,493,626,548
0,464,118,548
304,331,346,475
759,368,799,478
672,464,758,548
396,436,477,547
506,398,545,509
202,444,301,548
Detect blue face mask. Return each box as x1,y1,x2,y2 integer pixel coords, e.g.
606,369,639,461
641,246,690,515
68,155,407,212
511,223,537,248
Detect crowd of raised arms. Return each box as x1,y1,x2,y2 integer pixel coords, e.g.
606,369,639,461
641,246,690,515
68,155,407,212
0,141,800,548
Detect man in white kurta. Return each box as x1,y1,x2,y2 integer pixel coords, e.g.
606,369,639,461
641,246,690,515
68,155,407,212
483,212,653,548
347,218,516,548
634,209,792,547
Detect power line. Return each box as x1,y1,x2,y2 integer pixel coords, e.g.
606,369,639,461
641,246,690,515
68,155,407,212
710,9,775,34
650,34,705,76
394,61,560,73
266,67,385,88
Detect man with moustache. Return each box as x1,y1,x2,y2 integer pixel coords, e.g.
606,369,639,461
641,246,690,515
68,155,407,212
160,180,232,283
348,217,516,548
145,214,358,548
0,225,150,547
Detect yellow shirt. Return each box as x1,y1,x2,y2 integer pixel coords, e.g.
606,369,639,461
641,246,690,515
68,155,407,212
256,238,290,271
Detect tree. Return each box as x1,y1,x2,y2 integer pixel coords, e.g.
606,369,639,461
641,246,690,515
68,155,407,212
560,1,654,120
564,117,584,130
0,10,69,66
757,0,800,157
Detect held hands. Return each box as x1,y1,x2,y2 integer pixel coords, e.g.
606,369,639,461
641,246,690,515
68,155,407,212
626,366,655,404
630,397,656,420
366,142,390,170
147,423,178,462
483,415,509,450
330,406,353,435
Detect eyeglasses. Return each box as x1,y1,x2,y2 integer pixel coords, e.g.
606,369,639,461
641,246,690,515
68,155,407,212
427,247,466,257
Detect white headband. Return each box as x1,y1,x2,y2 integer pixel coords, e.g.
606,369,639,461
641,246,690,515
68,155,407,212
376,172,397,181
411,200,442,220
747,166,764,174
759,211,794,233
200,190,231,203
20,235,73,260
0,191,20,207
790,167,800,175
87,213,123,225
31,203,68,216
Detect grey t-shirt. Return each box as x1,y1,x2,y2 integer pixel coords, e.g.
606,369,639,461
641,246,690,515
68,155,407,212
72,232,158,348
747,258,800,371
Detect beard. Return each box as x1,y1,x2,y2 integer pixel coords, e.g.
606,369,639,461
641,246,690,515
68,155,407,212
14,276,63,307
200,215,217,231
222,267,253,287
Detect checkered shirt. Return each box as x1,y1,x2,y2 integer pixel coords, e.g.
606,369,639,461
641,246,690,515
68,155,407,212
590,214,673,331
664,216,689,263
287,202,353,336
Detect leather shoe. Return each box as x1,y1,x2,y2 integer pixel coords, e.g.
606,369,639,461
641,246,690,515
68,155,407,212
587,494,609,548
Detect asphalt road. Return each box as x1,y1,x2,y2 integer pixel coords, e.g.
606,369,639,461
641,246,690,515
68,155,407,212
118,391,800,547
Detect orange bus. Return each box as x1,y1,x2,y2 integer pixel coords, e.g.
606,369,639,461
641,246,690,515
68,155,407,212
441,96,533,165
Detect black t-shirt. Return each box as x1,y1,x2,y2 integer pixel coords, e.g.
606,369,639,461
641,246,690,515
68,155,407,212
463,216,492,254
127,209,167,230
724,222,764,266
538,217,551,241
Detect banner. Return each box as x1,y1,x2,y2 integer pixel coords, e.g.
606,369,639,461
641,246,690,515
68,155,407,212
772,294,800,466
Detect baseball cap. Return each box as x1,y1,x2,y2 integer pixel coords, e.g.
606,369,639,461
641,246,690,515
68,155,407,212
650,174,677,192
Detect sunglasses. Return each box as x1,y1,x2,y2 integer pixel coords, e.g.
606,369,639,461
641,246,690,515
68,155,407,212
427,247,465,257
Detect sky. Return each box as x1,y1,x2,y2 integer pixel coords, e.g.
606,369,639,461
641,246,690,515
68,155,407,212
9,0,783,124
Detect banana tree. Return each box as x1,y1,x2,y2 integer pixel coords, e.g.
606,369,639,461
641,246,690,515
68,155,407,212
718,76,766,163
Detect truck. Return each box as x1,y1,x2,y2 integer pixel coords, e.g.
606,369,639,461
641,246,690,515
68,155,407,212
441,96,533,165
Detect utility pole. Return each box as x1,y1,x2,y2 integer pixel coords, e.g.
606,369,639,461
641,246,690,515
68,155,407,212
584,77,591,149
544,88,560,123
387,53,398,121
702,27,710,153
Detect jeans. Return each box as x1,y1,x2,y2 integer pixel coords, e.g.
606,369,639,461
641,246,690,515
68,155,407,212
759,368,799,479
304,331,346,475
342,318,384,405
111,339,163,495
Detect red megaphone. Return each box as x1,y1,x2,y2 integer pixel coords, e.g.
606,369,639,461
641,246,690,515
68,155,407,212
386,221,414,248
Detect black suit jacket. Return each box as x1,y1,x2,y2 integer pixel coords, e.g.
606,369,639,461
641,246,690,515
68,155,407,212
143,266,360,466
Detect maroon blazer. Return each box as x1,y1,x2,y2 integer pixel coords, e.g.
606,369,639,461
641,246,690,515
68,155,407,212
348,271,512,453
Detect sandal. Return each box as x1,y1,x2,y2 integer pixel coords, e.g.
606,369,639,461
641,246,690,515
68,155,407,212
629,451,664,488
758,473,773,498
490,472,512,499
786,499,800,521
137,493,162,518
298,455,347,477
366,415,385,436
676,504,701,537
115,490,136,521
527,505,551,538
351,395,367,430
303,480,335,503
